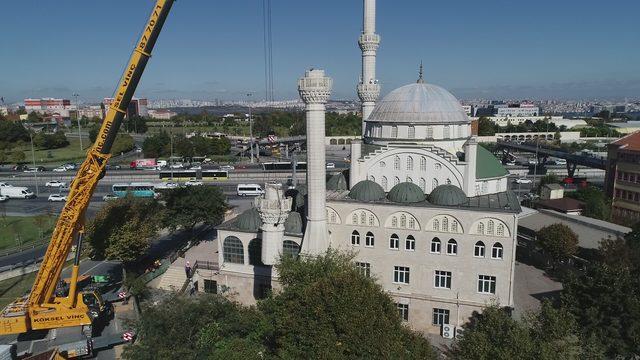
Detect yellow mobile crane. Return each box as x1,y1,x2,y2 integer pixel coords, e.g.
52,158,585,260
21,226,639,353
0,0,175,338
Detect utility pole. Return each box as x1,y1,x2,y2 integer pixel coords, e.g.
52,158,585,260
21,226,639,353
29,132,39,196
73,93,83,151
170,122,174,181
247,93,254,163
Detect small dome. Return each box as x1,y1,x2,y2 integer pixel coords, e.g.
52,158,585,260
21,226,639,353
429,185,467,206
284,211,303,234
235,207,262,231
367,82,469,125
349,180,385,202
327,173,348,191
387,182,426,203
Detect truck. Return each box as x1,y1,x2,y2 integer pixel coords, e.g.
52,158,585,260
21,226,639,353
130,158,157,170
0,186,35,199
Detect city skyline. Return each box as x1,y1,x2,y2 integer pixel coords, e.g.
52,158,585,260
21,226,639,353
1,0,639,103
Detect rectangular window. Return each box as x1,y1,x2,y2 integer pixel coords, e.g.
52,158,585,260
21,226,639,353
391,126,398,138
478,275,496,294
432,308,450,326
434,270,452,289
394,266,410,284
397,303,409,321
355,262,371,277
203,279,217,294
426,126,434,139
408,126,415,139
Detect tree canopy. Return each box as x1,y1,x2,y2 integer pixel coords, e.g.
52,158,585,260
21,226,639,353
124,250,436,359
161,186,228,232
536,223,579,267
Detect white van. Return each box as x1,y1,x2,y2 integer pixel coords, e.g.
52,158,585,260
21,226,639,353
0,187,35,199
237,184,264,197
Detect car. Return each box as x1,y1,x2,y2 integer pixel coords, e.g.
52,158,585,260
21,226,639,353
513,178,533,184
554,158,567,165
52,166,68,172
24,166,45,173
0,182,12,188
185,179,203,186
134,147,142,153
169,163,184,169
0,195,8,202
154,182,179,190
63,163,78,170
220,165,235,171
504,161,516,166
12,165,28,171
48,194,67,202
326,163,336,169
45,180,66,188
102,194,119,201
189,165,202,170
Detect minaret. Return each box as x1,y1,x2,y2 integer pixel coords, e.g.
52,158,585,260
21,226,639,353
298,69,332,254
357,0,381,136
256,183,291,265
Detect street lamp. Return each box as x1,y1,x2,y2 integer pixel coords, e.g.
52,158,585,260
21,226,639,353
247,93,254,163
29,132,39,196
73,93,83,151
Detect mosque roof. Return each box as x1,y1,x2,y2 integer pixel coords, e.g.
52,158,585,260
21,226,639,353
233,207,262,232
429,184,467,206
366,82,469,125
476,146,509,179
284,211,303,234
348,180,386,202
387,182,427,203
327,173,348,191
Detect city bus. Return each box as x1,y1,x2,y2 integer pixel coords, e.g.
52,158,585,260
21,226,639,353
158,169,228,181
111,183,157,198
261,162,307,171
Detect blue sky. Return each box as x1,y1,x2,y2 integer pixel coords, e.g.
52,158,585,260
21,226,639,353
1,0,639,103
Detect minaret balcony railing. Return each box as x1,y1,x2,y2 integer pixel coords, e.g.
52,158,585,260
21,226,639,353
358,33,380,51
357,83,381,102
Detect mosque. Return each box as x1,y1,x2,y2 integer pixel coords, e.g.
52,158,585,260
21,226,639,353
204,0,520,335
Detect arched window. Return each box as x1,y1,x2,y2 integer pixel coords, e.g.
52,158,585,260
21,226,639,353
389,234,399,249
391,216,398,227
408,217,415,229
394,156,401,170
497,224,505,237
442,217,449,232
368,214,375,226
446,178,452,185
451,221,458,233
477,222,485,235
351,213,358,224
394,176,400,186
223,236,244,264
400,214,407,228
487,220,494,235
360,211,366,224
381,176,388,191
391,125,398,138
447,239,457,255
331,212,337,223
405,235,416,251
474,241,485,257
420,156,427,171
408,125,415,139
351,230,360,246
492,243,503,259
407,156,414,170
369,175,376,183
365,232,375,247
406,176,413,183
282,240,300,258
432,178,439,190
433,219,439,231
379,161,386,168
419,178,426,192
248,238,263,266
431,237,441,253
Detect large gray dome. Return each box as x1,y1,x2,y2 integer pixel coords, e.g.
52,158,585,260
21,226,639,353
388,182,427,203
429,185,467,206
367,83,469,124
349,180,386,202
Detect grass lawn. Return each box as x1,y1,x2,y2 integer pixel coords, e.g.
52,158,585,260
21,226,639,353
16,138,89,166
0,259,73,308
0,216,56,251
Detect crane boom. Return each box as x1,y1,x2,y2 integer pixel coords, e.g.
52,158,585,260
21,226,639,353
0,0,175,335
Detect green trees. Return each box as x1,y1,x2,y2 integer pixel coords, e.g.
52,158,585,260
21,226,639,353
560,223,640,357
142,131,170,158
124,115,148,134
161,186,227,232
85,197,165,265
111,133,136,155
566,186,611,221
0,121,29,143
124,251,436,359
478,116,497,136
32,131,69,149
142,132,230,158
451,302,602,360
536,223,578,267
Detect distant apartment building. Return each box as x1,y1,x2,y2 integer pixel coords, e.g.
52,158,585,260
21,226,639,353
24,98,73,117
148,109,177,120
0,106,8,116
103,98,148,118
461,105,473,116
78,105,104,119
495,106,539,118
606,131,640,224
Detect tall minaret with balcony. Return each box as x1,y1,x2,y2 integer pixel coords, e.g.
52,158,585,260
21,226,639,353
357,0,381,136
298,69,332,254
